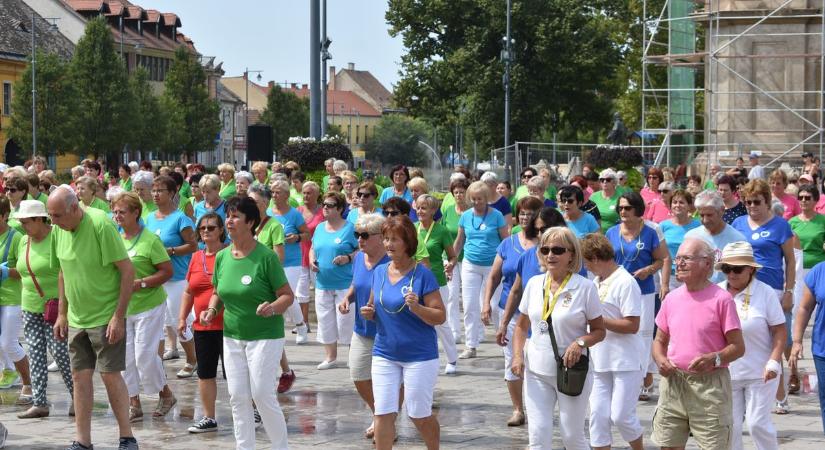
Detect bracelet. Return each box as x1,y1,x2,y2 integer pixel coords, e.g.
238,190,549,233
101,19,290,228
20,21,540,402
171,247,176,255
207,307,218,316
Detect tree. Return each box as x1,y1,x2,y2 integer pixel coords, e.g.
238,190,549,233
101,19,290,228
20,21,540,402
128,67,164,160
364,115,429,166
8,50,77,158
260,86,309,152
70,16,133,164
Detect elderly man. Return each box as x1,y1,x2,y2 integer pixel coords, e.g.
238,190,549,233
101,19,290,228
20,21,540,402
748,152,765,180
684,190,746,283
652,238,745,450
48,186,138,450
704,164,721,190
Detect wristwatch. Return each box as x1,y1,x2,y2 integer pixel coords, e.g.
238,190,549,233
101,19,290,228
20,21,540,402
714,352,722,367
576,338,586,348
784,288,794,295
140,279,148,289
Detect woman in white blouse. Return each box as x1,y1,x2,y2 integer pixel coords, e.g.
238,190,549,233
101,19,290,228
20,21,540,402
718,241,785,450
581,234,644,450
511,226,605,450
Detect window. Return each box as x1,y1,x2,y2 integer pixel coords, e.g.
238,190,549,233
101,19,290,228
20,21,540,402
356,125,360,144
2,82,10,116
347,125,351,144
364,125,368,144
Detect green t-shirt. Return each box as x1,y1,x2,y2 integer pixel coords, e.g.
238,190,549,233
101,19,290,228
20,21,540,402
7,218,24,235
213,242,288,340
417,221,452,286
545,185,558,202
51,208,129,328
289,186,304,207
180,181,192,199
322,175,330,193
141,199,158,220
415,236,429,263
83,197,110,213
178,195,191,214
591,190,621,233
441,192,456,215
441,205,464,261
616,185,632,195
122,229,170,316
16,233,58,313
703,180,715,190
120,178,132,192
256,217,285,251
0,229,22,307
219,181,236,200
790,214,825,269
34,192,48,205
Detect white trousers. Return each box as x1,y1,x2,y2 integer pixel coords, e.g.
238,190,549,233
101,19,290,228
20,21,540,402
460,261,492,348
444,261,462,341
639,292,656,373
315,289,354,345
524,367,593,450
124,303,167,397
164,279,193,342
434,286,458,364
372,356,439,418
588,370,645,447
295,266,315,303
731,377,780,450
499,307,519,381
224,337,288,450
0,305,26,363
282,266,305,325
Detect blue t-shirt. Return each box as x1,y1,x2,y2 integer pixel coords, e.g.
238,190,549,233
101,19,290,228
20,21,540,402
312,221,358,290
351,252,390,338
606,224,660,295
371,262,440,362
496,235,528,309
490,196,512,217
732,215,793,290
459,207,506,266
804,262,825,358
194,199,226,224
566,213,600,239
347,208,383,225
379,187,414,205
685,224,747,284
512,246,544,319
272,207,305,268
660,219,702,272
144,210,194,281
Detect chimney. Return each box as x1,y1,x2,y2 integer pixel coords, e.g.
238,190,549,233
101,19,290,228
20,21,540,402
347,62,355,70
268,81,275,89
291,83,298,89
302,84,308,90
329,65,336,90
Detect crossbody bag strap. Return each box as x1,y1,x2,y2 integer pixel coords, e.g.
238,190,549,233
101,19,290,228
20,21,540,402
546,315,589,364
25,237,45,298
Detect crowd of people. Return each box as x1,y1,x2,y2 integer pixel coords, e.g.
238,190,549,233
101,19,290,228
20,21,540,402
0,151,823,450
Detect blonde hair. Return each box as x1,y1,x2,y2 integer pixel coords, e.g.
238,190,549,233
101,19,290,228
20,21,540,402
111,191,143,219
466,180,491,202
538,226,582,274
199,173,221,191
407,176,429,193
251,161,269,173
356,213,385,235
217,163,235,174
340,170,358,183
75,175,98,192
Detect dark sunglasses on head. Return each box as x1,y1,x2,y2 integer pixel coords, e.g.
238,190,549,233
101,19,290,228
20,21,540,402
383,210,401,217
745,199,762,206
720,264,747,274
356,192,373,198
198,225,217,232
539,246,568,256
354,231,375,240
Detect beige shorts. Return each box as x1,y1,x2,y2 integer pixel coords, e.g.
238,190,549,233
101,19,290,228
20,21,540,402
68,322,127,373
652,368,733,449
349,333,374,382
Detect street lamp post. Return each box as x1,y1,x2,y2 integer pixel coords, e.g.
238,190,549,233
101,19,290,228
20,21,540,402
17,13,59,161
500,0,515,181
320,0,332,137
244,68,263,164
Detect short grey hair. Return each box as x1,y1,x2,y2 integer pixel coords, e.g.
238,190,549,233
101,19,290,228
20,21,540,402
356,213,385,235
599,168,617,180
51,184,79,210
449,172,467,183
106,185,125,201
771,200,785,217
659,181,675,191
681,238,716,277
132,170,154,187
128,161,139,173
235,171,254,184
270,179,290,193
694,189,724,210
480,171,498,185
333,160,348,173
616,170,627,180
527,175,547,190
325,157,336,165
70,165,84,178
416,194,439,210
248,183,272,201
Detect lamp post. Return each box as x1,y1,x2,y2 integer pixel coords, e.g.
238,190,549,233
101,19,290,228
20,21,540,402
500,0,515,181
244,68,263,162
320,0,332,136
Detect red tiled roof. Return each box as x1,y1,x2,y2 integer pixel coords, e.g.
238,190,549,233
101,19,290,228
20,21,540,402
161,13,181,27
64,0,105,11
283,86,381,117
104,1,123,15
125,5,144,19
338,68,393,108
144,9,160,22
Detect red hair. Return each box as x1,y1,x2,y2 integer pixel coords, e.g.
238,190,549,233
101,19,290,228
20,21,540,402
381,215,418,258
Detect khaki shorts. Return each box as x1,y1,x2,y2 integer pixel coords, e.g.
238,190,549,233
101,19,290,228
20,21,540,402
652,368,732,449
68,322,127,373
349,333,374,382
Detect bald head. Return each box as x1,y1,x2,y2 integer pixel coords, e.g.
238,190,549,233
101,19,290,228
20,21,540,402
48,185,82,231
675,238,715,285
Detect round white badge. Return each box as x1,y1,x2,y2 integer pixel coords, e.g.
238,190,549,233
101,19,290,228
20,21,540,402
609,204,616,210
334,237,342,244
751,232,760,240
155,229,162,236
636,242,645,250
480,224,487,230
241,275,252,285
760,231,770,238
127,250,136,258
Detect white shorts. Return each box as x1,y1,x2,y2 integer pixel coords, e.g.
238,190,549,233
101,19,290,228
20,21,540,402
163,279,193,342
315,289,354,345
372,356,439,418
295,267,315,303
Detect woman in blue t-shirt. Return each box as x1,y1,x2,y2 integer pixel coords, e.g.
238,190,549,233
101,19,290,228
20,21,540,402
481,171,513,227
790,261,825,434
659,189,701,292
310,192,359,370
359,215,445,449
378,164,413,205
452,181,510,359
194,174,227,225
558,185,600,238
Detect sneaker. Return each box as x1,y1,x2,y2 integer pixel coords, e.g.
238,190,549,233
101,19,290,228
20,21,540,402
65,442,94,450
774,399,789,414
316,360,338,370
188,416,218,433
295,324,309,345
639,383,653,401
458,348,476,359
253,408,262,429
277,370,296,393
47,361,58,372
117,437,138,450
444,362,457,375
162,350,180,361
0,370,20,389
176,363,197,378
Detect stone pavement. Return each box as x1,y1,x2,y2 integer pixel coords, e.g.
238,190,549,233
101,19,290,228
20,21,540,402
0,326,822,449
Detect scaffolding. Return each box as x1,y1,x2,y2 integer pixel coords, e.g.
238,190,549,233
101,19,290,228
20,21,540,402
642,0,825,171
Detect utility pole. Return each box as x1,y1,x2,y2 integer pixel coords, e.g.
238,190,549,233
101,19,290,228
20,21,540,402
309,0,321,138
501,0,514,181
320,0,332,136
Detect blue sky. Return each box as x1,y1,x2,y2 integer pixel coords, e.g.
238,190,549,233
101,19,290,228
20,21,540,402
138,0,405,89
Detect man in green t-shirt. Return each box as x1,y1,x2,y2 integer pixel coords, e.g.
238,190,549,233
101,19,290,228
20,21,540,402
47,186,139,450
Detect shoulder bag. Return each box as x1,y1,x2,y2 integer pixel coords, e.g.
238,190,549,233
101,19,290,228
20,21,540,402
25,237,59,324
547,315,590,396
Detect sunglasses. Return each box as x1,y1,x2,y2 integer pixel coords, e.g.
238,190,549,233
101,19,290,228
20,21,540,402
521,174,532,179
599,178,614,183
356,192,373,198
799,195,813,201
720,264,747,274
198,225,218,232
5,188,17,194
354,231,376,240
539,246,568,256
617,205,635,212
383,210,401,217
322,202,339,209
658,190,671,194
745,199,762,206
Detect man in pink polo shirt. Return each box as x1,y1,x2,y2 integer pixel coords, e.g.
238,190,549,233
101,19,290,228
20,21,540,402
651,238,746,450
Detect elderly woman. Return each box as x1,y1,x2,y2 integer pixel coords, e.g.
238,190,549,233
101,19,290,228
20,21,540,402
5,177,28,233
481,171,513,225
348,182,381,225
481,196,543,426
234,171,253,198
217,163,236,200
250,161,270,187
718,175,748,224
581,233,644,450
296,181,323,328
790,259,825,435
337,213,390,440
75,176,109,213
359,215,445,450
110,191,177,422
641,168,664,206
168,172,195,219
441,178,469,343
14,201,74,418
527,175,554,208
132,171,156,219
145,176,198,376
0,196,29,396
289,171,305,207
790,185,825,274
340,170,359,208
200,196,294,449
558,185,600,237
310,192,359,369
453,180,510,359
660,189,701,293
378,164,413,204
591,169,622,233
644,180,674,223
769,169,801,220
717,242,785,450
194,174,226,224
511,226,606,450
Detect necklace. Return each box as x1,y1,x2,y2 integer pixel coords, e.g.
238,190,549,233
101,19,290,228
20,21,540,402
378,263,418,314
471,206,490,230
619,223,644,263
736,282,753,319
201,250,214,275
538,272,572,333
124,227,144,253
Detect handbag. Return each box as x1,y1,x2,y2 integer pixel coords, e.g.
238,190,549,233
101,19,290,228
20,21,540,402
547,315,590,396
24,237,58,324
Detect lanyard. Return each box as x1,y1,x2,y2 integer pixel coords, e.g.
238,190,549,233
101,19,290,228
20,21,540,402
417,221,434,245
255,216,270,238
124,227,144,253
379,263,417,314
542,272,572,323
738,283,752,318
201,250,213,275
471,206,489,230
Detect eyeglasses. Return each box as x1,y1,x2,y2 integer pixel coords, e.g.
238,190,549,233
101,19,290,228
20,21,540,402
5,188,18,194
647,176,658,180
383,210,401,217
799,195,813,201
720,264,747,274
617,205,635,212
539,246,568,256
599,178,614,183
674,255,706,264
198,225,218,232
745,199,762,206
322,202,340,209
658,190,670,194
521,174,532,179
518,211,535,218
559,197,576,204
356,192,372,198
354,231,377,240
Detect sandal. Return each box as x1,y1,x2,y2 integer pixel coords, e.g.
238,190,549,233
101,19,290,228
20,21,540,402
129,405,144,422
788,373,801,394
506,410,525,427
364,421,375,439
153,394,177,418
639,383,653,401
773,399,789,415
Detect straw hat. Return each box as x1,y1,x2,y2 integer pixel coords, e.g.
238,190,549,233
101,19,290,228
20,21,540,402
714,241,762,270
13,200,48,219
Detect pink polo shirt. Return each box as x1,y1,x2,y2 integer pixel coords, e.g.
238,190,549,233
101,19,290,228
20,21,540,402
777,193,801,220
815,197,825,215
655,283,741,371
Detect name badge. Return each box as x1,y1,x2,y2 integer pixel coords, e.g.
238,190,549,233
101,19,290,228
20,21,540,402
334,237,342,244
127,250,136,258
480,224,487,230
155,229,162,236
562,292,573,307
241,275,252,285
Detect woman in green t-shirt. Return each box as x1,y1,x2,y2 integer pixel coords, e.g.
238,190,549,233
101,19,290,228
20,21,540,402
111,192,177,422
76,176,110,213
200,196,293,448
790,185,825,271
441,178,470,343
591,169,622,234
15,200,73,418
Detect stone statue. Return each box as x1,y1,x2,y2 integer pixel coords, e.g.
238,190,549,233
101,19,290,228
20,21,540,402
607,112,627,146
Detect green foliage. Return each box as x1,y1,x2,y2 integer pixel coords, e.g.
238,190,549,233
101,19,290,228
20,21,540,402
128,67,164,156
280,137,352,171
260,86,310,152
587,145,642,170
624,167,644,191
302,169,327,187
70,16,133,163
161,47,221,159
364,115,429,166
8,50,76,157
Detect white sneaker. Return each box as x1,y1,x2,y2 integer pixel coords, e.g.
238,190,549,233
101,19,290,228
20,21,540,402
317,360,338,370
444,362,457,375
295,324,308,345
47,361,58,372
458,348,477,359
162,349,180,360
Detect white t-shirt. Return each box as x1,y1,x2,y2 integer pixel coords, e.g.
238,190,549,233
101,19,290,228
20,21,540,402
749,165,765,180
720,279,785,380
590,266,645,372
519,272,602,377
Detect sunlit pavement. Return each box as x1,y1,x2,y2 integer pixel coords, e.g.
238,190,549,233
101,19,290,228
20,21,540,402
0,325,822,449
